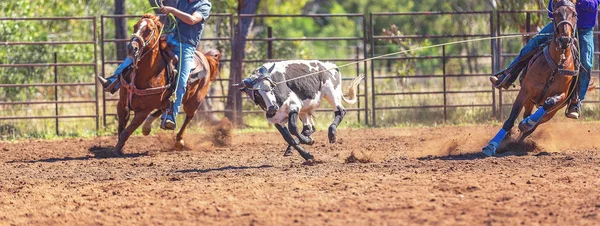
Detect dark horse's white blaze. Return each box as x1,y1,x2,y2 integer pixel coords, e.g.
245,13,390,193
236,60,363,160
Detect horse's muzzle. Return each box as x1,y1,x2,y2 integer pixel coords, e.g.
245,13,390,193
127,42,140,57
557,36,572,49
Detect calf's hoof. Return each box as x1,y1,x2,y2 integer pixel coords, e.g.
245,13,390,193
328,127,337,144
283,145,294,157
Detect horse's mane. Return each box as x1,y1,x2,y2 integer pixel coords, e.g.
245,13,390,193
205,50,221,82
141,13,163,30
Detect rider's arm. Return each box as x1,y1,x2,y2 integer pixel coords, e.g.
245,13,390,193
578,0,600,12
160,3,211,25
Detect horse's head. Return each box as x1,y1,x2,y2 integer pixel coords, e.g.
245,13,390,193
234,63,279,116
128,14,163,58
552,0,578,49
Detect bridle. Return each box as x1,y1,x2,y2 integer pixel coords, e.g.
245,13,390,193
552,0,577,50
129,18,161,69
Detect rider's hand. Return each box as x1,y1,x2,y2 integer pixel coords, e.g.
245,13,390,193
160,6,175,14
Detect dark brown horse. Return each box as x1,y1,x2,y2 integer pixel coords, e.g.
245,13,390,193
112,14,220,154
482,0,581,156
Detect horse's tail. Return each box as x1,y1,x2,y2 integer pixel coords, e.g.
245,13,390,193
342,75,364,105
204,49,221,82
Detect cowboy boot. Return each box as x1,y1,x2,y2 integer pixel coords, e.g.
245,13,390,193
96,74,120,94
489,70,513,90
566,93,581,119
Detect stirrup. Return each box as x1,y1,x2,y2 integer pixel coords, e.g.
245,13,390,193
566,102,580,119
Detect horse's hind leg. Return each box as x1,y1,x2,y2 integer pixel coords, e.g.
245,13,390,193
142,110,163,136
482,90,527,156
518,93,564,134
175,115,194,150
518,109,558,142
517,102,535,142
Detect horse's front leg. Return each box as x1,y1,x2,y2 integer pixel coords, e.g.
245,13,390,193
518,93,565,133
116,99,130,136
275,124,314,161
482,90,527,156
114,109,153,155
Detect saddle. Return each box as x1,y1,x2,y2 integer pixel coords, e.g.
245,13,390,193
159,37,211,92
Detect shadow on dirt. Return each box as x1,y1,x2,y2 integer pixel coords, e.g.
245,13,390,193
418,140,538,161
6,146,148,163
176,165,273,173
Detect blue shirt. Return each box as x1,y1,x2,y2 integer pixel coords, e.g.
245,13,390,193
175,0,211,47
548,0,599,29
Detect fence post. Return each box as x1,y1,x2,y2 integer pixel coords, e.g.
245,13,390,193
490,11,497,120
369,13,376,126
497,11,504,121
442,46,447,123
100,15,107,128
93,17,99,133
267,26,273,59
54,52,59,135
356,45,361,123
362,14,369,125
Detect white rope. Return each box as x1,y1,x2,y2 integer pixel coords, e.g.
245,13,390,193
272,32,553,86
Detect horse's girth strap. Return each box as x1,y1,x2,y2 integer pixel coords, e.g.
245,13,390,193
120,72,171,96
543,46,578,76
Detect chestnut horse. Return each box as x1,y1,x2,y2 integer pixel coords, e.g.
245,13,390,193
482,0,580,156
112,14,220,155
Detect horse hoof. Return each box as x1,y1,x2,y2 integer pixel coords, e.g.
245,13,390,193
142,126,151,136
283,149,294,157
518,121,533,133
112,148,124,157
175,140,185,150
481,144,496,157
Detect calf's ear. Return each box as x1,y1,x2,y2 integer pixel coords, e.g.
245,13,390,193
268,63,276,73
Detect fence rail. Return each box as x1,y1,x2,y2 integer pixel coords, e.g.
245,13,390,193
2,11,600,135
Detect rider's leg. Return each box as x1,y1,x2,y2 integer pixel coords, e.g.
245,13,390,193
162,43,195,130
491,23,554,89
97,57,134,94
567,28,594,119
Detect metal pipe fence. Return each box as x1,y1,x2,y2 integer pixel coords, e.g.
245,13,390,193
3,11,600,136
0,16,98,135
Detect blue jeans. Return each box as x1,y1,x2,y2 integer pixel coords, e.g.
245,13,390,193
578,28,594,101
167,35,196,118
106,56,134,89
508,23,594,101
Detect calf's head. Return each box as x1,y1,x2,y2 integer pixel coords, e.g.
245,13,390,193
234,63,279,117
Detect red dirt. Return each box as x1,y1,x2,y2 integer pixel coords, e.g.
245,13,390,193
1,121,600,225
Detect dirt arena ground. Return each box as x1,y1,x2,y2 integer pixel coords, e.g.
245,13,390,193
1,121,600,225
